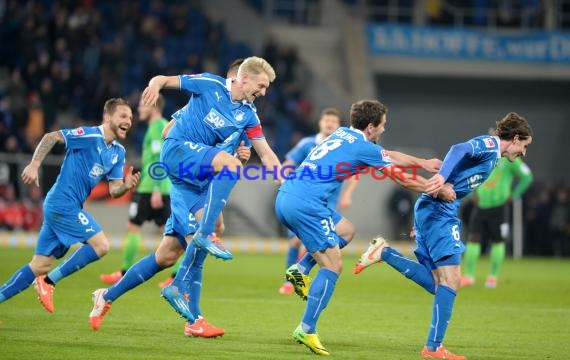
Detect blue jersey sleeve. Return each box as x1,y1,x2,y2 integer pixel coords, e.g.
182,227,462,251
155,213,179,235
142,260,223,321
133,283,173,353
285,137,314,166
107,149,125,181
359,143,393,168
60,127,102,150
179,73,224,94
468,136,500,159
438,142,472,181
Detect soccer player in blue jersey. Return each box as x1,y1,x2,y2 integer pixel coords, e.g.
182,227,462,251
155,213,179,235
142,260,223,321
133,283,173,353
0,98,139,312
140,56,281,263
275,100,448,356
279,107,359,295
354,112,533,359
89,131,251,337
155,58,245,289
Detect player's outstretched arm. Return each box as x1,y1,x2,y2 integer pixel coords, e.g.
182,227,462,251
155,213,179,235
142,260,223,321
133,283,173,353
251,138,283,183
386,167,446,197
386,150,442,173
142,75,180,107
109,166,140,198
21,131,65,187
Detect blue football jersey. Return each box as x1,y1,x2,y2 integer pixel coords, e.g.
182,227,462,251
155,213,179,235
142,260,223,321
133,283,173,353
44,126,126,209
216,129,251,155
166,73,264,145
418,135,500,213
285,134,321,166
285,133,345,206
280,127,392,203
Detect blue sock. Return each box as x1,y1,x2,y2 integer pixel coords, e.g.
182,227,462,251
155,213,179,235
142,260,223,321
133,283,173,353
301,268,338,334
297,238,348,275
426,285,457,351
199,174,237,235
105,254,162,302
0,264,36,303
48,244,99,284
285,243,300,269
381,247,436,294
175,243,208,317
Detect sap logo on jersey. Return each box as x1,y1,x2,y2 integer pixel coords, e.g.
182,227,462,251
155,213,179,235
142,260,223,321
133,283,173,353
89,163,106,178
203,109,227,129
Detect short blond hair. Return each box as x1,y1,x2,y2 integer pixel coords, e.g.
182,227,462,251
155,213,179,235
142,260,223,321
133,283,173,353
237,56,276,82
104,98,130,115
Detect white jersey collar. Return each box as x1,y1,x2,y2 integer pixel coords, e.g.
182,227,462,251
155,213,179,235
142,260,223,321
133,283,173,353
349,126,368,142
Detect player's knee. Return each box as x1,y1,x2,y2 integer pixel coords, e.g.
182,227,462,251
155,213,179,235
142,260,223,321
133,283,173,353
95,241,111,256
29,261,51,276
339,226,356,243
329,259,343,274
290,236,302,248
155,249,178,268
127,223,141,233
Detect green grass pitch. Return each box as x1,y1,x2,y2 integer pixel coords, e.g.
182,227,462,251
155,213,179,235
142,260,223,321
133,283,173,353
0,248,569,359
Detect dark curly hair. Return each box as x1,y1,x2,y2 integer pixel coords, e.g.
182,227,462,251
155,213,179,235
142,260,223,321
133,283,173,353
495,112,533,141
350,100,387,131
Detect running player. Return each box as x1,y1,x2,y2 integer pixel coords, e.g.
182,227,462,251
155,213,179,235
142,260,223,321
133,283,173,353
89,131,250,336
140,56,281,262
156,58,245,289
100,95,171,285
278,107,358,295
276,100,447,355
355,112,533,359
0,98,139,312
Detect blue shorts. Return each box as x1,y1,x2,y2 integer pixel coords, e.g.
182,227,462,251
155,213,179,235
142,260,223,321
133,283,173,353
161,138,221,189
163,183,205,248
35,206,102,259
413,199,465,265
276,191,340,253
286,201,342,239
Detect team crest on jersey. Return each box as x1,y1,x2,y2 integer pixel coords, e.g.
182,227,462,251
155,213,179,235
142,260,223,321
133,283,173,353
381,150,391,161
89,163,106,178
234,110,245,121
203,109,227,129
67,127,85,136
484,137,495,148
111,154,119,165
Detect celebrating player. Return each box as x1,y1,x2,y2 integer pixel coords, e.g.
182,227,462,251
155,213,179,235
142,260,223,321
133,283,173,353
355,112,533,359
276,100,448,355
100,94,171,285
89,131,250,336
89,60,256,337
0,98,139,312
279,107,358,295
140,56,281,262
